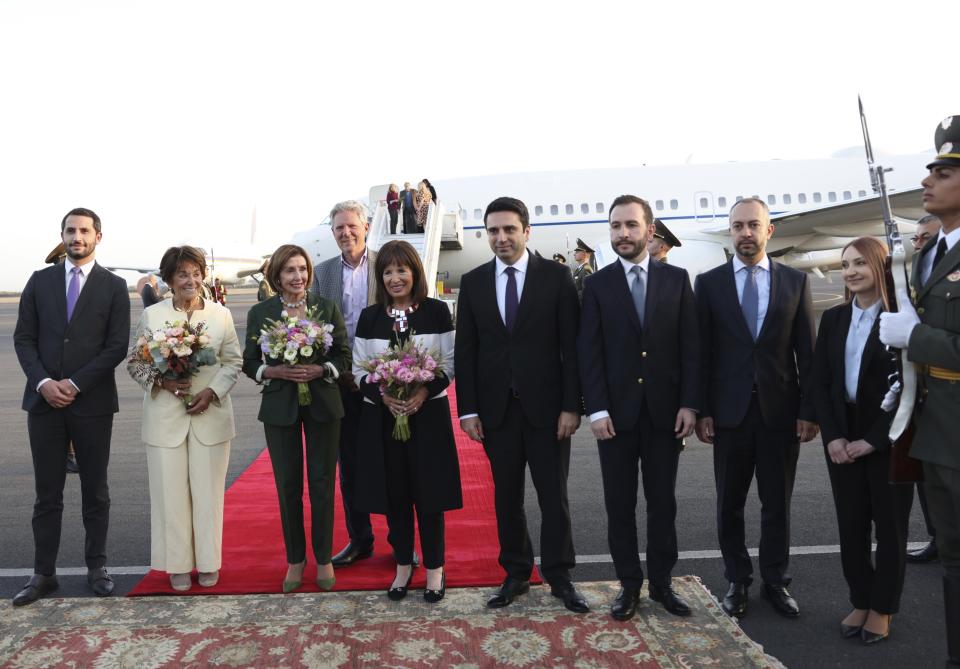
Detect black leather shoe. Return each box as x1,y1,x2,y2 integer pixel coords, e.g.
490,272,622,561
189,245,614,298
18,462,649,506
649,583,692,617
387,565,416,601
722,582,748,617
550,582,590,613
610,587,641,621
331,542,374,567
486,577,530,608
906,541,939,563
87,567,114,597
763,583,800,617
424,572,445,603
66,454,79,474
12,574,58,607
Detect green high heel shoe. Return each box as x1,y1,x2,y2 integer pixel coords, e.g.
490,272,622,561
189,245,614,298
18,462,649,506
316,564,336,591
283,561,306,593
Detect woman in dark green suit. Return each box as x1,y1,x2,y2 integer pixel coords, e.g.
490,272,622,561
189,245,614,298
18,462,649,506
243,244,349,592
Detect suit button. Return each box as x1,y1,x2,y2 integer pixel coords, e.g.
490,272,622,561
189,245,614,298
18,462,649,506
641,351,647,358
637,378,644,384
64,338,69,343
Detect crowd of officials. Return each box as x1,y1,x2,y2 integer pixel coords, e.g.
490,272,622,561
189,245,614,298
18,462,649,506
11,117,960,666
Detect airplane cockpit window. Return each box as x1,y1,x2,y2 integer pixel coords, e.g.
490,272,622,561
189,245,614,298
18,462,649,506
565,204,574,215
798,193,807,204
535,205,544,216
718,196,727,208
767,194,776,205
595,202,604,213
550,205,559,215
580,203,589,214
655,200,664,211
813,192,822,203
669,199,678,210
474,208,482,219
828,192,837,203
783,194,792,205
843,190,852,201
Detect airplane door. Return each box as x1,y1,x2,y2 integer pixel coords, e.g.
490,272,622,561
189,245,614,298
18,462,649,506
694,191,715,222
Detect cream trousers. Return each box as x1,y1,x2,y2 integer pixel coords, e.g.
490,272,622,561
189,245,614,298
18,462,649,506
146,428,230,573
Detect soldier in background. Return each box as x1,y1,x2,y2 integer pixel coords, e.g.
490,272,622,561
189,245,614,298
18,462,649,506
572,239,594,299
879,117,960,667
649,218,683,263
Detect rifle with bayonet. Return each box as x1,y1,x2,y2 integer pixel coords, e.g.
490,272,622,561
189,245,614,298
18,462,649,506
858,96,922,483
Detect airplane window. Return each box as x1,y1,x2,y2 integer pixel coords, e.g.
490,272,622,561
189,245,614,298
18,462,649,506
596,202,604,213
655,200,664,211
735,195,744,202
550,205,559,215
767,194,777,205
718,196,727,208
535,205,543,216
858,190,867,197
565,204,574,215
813,192,822,203
580,203,589,214
828,192,837,203
670,199,678,210
474,208,483,219
699,197,708,208
798,193,807,204
843,190,852,200
783,194,792,205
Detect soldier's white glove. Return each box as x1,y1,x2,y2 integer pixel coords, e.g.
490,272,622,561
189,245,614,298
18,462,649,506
880,381,901,412
879,289,920,349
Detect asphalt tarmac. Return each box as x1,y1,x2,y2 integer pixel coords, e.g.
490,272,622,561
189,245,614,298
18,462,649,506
0,278,946,668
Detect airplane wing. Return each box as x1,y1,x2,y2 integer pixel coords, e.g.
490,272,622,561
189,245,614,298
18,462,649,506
769,186,925,237
102,265,160,274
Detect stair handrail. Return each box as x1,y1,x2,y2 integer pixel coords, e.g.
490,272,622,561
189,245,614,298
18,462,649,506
421,200,445,298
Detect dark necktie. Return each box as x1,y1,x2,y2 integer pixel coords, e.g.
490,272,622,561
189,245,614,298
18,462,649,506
932,237,948,271
741,265,760,340
630,265,646,327
504,266,519,332
66,266,82,322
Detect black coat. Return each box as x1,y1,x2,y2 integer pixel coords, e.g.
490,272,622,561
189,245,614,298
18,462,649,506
694,259,816,430
813,301,894,450
14,261,130,416
577,258,700,432
455,252,580,430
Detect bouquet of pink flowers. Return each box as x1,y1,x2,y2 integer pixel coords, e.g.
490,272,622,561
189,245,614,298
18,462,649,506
257,306,334,406
362,334,438,441
133,320,217,405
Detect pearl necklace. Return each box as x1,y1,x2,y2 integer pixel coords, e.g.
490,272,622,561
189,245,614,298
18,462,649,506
281,292,308,309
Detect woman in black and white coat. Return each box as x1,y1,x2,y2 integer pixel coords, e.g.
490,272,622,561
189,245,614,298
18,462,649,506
352,240,462,603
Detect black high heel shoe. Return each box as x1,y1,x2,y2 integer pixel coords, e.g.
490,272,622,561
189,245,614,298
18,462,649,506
424,571,445,603
840,623,862,639
387,565,416,601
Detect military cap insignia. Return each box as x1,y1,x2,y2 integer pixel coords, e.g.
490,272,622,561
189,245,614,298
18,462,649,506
942,142,955,155
943,117,954,131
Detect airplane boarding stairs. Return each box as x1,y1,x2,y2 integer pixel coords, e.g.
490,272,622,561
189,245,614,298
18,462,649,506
367,199,463,311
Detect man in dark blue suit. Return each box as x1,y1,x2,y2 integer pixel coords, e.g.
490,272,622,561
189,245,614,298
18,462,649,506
13,208,130,606
694,198,818,619
577,195,699,621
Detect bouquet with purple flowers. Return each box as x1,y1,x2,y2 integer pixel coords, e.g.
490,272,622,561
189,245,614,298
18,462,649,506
256,306,334,406
362,334,438,441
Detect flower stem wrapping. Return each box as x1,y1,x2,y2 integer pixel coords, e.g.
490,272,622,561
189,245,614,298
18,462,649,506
297,381,312,406
393,414,411,441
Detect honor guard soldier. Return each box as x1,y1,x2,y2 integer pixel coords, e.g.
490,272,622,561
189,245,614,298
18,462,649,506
572,238,594,299
879,115,960,668
649,218,682,263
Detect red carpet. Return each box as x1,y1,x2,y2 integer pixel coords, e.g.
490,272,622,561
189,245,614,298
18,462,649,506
128,384,541,595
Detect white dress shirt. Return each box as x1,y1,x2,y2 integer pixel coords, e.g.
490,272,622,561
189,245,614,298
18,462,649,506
733,254,771,336
921,226,960,285
341,252,369,347
844,299,881,402
590,254,652,423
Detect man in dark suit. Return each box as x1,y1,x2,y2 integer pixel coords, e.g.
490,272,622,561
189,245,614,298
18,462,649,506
398,182,417,234
455,196,588,613
694,197,818,619
13,208,131,606
578,195,699,621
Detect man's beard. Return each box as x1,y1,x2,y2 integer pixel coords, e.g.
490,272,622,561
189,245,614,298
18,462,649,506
66,244,94,262
735,240,762,258
614,238,645,261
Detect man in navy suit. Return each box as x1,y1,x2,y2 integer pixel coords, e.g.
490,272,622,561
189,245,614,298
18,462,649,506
455,196,588,613
13,208,131,606
694,198,818,619
577,195,699,621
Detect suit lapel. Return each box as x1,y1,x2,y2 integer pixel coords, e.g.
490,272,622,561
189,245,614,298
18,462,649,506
756,261,780,341
856,315,883,402
609,262,643,335
834,302,852,399
479,259,509,335
513,253,540,332
722,261,753,341
365,249,377,306
642,258,662,334
912,236,934,293
53,263,68,325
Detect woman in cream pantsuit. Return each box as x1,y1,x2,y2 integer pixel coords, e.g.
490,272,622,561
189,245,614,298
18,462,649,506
128,246,242,592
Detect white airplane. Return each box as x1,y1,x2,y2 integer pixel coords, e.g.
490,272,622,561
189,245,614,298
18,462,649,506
293,149,931,288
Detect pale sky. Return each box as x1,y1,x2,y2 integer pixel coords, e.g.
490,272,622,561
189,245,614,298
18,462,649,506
0,0,952,290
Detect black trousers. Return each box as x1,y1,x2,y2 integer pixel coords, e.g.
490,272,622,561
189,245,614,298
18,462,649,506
916,481,937,538
383,426,445,569
597,407,681,590
338,387,373,548
263,408,339,564
714,395,799,586
27,410,113,575
402,207,416,234
482,395,575,586
924,462,960,580
388,208,399,235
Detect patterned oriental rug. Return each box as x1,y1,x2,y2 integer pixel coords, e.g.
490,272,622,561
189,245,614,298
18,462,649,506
128,385,543,596
1,578,784,668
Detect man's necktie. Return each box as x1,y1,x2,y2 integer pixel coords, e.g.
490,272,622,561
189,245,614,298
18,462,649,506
630,265,646,328
504,266,519,333
932,237,948,271
741,265,759,340
66,267,82,322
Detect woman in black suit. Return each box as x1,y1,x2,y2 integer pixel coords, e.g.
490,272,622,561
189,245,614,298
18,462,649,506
813,236,913,644
352,240,462,603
